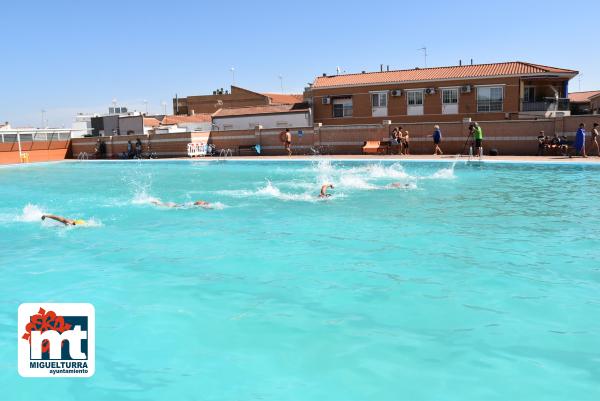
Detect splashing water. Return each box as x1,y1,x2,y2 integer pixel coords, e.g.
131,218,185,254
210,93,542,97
218,181,318,202
423,160,457,180
15,204,46,222
132,190,161,205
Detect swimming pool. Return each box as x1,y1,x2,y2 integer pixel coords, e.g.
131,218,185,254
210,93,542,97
1,159,599,401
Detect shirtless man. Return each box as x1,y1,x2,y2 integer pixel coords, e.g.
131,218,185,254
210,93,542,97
281,128,292,156
41,214,86,226
390,182,411,189
319,184,334,198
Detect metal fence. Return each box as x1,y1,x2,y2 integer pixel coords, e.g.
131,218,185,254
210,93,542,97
0,131,71,143
521,99,570,112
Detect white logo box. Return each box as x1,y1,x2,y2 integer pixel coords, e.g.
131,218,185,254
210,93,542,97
18,303,95,378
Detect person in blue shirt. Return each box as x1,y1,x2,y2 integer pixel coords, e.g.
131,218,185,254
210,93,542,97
429,125,443,155
575,123,587,158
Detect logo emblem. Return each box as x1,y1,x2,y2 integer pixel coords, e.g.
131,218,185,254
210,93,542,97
18,303,95,377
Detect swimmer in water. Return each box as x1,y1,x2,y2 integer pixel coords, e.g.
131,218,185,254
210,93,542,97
41,214,86,226
150,200,180,208
390,182,411,188
151,200,212,209
319,184,334,198
193,200,212,209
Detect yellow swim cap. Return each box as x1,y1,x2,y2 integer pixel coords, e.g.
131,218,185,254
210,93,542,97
73,219,86,225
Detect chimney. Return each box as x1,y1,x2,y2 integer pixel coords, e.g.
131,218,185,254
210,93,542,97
322,73,327,77
380,64,383,72
459,60,462,66
362,71,366,74
470,58,473,65
387,65,390,71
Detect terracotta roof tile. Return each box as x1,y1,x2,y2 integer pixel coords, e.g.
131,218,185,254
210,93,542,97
312,61,578,89
212,104,308,117
263,93,304,104
162,114,212,124
568,90,600,103
143,118,161,127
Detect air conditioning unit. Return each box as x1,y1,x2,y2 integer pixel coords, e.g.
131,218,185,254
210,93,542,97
391,90,402,97
322,97,331,105
425,88,436,95
461,85,472,93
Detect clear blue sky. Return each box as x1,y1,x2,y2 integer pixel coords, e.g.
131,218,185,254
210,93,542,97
2,0,598,127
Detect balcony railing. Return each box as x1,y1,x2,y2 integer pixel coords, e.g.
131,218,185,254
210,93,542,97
521,98,570,112
477,100,503,113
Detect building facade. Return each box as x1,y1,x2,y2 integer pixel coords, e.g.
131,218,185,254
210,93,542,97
569,91,600,114
174,86,302,115
308,62,577,125
591,94,600,114
212,104,310,131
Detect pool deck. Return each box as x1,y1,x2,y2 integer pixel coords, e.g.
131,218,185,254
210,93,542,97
4,154,600,167
184,154,600,163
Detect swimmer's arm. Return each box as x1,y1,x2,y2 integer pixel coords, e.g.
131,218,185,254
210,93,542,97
41,214,72,225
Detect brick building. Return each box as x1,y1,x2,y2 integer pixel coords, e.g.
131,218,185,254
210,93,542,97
307,61,578,125
569,90,600,114
174,86,302,115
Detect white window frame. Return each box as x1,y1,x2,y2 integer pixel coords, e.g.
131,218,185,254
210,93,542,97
440,87,459,115
441,87,459,105
332,97,353,118
406,90,424,115
371,92,388,108
407,90,424,106
476,85,504,113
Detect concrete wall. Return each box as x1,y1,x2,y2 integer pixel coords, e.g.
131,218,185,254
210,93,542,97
119,115,144,136
213,112,311,131
0,140,70,164
71,132,210,158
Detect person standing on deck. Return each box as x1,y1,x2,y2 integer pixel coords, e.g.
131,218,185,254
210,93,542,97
473,122,484,157
402,130,410,155
135,138,143,158
127,140,133,158
575,123,587,158
429,125,443,155
591,123,599,157
280,128,292,156
396,127,405,155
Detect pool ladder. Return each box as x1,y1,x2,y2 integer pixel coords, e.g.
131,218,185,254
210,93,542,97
219,148,233,157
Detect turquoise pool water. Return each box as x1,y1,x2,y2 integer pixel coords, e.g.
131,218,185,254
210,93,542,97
1,159,599,401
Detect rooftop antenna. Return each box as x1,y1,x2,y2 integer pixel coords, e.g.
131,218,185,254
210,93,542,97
336,66,341,75
41,109,46,128
578,74,583,91
278,74,284,94
418,47,428,67
143,100,148,114
230,67,235,86
161,101,167,115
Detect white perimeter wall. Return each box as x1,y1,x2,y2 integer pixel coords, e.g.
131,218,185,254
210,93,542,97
213,112,310,131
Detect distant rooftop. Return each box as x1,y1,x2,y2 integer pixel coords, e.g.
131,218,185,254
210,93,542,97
312,61,578,89
263,93,304,105
569,90,600,103
162,114,212,125
212,103,309,118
